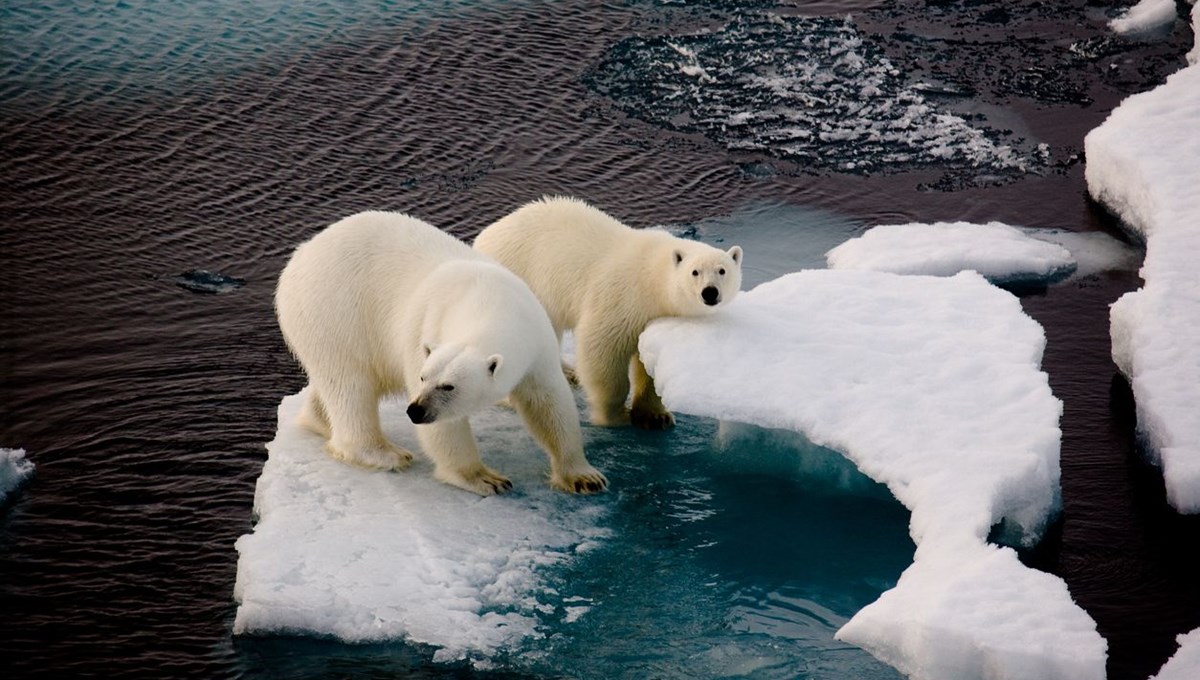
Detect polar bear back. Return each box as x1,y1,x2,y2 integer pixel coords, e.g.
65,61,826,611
474,196,672,330
276,212,489,378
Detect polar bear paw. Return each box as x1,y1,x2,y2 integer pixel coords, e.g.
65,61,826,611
327,441,415,471
440,465,513,496
631,405,675,431
551,467,609,495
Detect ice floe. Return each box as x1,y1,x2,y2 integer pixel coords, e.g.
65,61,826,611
233,395,610,664
1084,47,1200,513
0,448,34,505
1152,627,1200,680
640,269,1106,680
825,221,1077,286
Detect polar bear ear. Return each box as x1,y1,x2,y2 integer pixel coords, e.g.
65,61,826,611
728,246,742,265
673,250,684,266
487,354,503,377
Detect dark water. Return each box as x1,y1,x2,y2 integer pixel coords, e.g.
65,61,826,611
2,1,1198,678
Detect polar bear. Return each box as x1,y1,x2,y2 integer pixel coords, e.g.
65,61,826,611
473,196,742,430
275,211,607,496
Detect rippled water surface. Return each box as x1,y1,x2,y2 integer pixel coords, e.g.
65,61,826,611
3,1,1199,679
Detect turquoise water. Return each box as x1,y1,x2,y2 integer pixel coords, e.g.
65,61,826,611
529,419,911,679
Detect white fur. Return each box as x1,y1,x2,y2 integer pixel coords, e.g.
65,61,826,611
473,196,743,429
275,211,607,496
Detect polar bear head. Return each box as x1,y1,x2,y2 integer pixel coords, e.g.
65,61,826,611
407,343,504,424
668,242,743,315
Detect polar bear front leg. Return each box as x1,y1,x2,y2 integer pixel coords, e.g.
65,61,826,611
630,351,675,430
511,374,608,494
575,318,633,427
318,378,415,471
415,418,512,495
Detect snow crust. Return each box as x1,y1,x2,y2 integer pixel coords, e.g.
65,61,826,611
1151,627,1200,680
1109,0,1178,36
233,395,609,664
0,448,34,504
1085,59,1200,513
640,269,1106,680
825,221,1077,284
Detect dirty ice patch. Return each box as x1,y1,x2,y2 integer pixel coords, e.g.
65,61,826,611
825,221,1077,286
640,269,1106,680
1085,61,1200,513
0,448,35,505
1152,627,1200,680
233,393,610,665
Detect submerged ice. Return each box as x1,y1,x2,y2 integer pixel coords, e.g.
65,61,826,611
825,221,1077,286
586,13,1037,176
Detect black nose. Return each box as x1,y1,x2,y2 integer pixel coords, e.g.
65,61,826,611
406,402,427,424
702,286,719,306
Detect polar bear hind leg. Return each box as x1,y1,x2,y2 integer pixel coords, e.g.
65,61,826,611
314,376,415,471
297,388,333,439
630,351,675,430
574,318,633,427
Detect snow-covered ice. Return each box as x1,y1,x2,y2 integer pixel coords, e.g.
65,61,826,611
640,269,1106,680
825,221,1077,285
1151,627,1200,680
1109,0,1179,36
1085,48,1200,513
0,448,34,505
233,395,609,664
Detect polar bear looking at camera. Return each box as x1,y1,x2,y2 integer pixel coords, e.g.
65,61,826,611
275,211,607,496
474,196,743,430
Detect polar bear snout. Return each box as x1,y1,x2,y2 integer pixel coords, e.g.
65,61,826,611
702,286,720,306
407,401,431,424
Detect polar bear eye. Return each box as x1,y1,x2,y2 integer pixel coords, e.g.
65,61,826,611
691,270,699,277
719,268,726,275
437,384,454,392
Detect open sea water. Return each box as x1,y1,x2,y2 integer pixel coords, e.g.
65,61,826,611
2,1,1198,679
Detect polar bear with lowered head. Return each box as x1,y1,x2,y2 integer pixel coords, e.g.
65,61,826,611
275,211,607,496
474,196,742,430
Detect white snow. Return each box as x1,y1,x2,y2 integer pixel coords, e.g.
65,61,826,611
0,448,34,504
825,221,1077,284
1085,55,1200,513
640,269,1106,680
233,394,609,664
1109,0,1178,36
1152,627,1200,680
